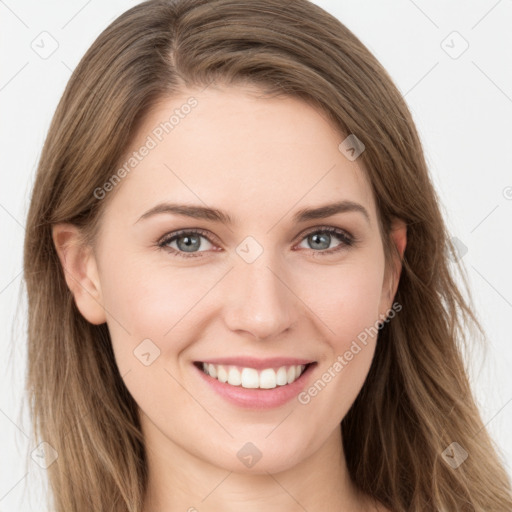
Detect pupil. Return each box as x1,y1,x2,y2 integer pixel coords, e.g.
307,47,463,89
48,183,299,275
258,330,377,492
311,233,330,250
178,234,200,252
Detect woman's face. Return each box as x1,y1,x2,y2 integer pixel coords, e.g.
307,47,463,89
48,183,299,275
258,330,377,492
67,84,405,474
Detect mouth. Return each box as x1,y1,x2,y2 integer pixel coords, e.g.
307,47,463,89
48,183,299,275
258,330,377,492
193,361,315,390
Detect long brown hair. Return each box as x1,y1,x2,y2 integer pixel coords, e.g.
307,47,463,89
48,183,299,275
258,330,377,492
23,0,512,510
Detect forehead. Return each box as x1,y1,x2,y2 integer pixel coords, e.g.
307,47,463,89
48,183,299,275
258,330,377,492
102,85,377,228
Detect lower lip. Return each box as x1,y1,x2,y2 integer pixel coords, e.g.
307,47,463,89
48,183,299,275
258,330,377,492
194,363,316,409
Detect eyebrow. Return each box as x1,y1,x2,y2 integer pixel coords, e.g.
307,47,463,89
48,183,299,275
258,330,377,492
135,200,371,226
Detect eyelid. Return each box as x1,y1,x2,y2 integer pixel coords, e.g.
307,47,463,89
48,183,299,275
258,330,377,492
158,227,217,243
295,224,353,242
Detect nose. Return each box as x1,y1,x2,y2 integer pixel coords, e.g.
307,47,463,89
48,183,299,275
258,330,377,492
222,255,299,341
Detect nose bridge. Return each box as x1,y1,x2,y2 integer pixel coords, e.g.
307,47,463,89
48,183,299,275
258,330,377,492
223,248,298,339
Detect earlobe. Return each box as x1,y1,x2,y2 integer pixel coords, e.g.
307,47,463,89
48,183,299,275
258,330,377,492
52,223,107,325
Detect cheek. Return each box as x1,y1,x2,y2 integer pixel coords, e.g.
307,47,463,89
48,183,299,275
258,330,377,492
296,253,384,392
294,255,385,412
300,255,385,347
98,248,227,368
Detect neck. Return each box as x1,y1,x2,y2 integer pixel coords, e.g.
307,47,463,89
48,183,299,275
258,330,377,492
142,419,373,512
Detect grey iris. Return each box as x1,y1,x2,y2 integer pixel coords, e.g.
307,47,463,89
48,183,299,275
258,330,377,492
177,234,201,252
309,233,330,250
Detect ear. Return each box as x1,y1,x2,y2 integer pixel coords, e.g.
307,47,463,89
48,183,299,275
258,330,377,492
52,223,107,325
379,217,407,316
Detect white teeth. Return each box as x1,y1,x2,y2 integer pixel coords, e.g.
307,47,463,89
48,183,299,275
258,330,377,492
217,366,228,383
208,363,217,379
276,366,288,386
228,367,241,386
260,368,277,389
200,363,307,389
241,368,259,388
287,366,296,384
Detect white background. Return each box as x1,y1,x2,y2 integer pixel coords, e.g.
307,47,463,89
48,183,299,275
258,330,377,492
1,0,511,509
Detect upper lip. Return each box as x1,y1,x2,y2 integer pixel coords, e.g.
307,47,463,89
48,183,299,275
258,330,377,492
195,357,315,370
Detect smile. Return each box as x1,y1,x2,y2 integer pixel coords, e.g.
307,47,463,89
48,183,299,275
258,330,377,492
193,356,317,409
198,362,309,389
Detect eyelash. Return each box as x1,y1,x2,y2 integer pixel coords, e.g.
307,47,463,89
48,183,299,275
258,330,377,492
157,226,356,259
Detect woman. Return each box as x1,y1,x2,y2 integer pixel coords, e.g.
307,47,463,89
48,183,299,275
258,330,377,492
23,0,512,510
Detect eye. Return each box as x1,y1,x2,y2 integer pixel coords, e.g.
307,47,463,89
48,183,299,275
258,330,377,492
295,226,355,255
157,229,216,258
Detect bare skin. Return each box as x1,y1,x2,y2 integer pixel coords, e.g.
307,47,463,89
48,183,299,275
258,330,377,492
53,84,404,512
